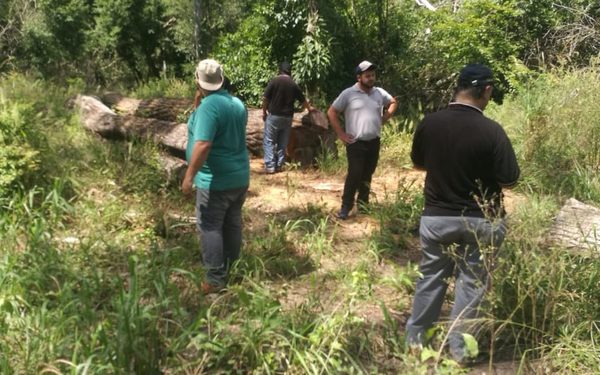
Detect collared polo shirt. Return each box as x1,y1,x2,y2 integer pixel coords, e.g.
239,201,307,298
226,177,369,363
331,83,393,141
411,103,520,218
186,89,250,191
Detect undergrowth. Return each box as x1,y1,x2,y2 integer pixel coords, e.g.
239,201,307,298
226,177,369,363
1,71,600,373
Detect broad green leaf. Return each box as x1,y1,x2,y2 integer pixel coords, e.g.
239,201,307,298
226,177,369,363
462,333,479,358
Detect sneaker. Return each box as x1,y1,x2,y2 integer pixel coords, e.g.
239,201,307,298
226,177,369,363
407,343,423,357
336,207,350,220
201,282,223,295
265,168,276,174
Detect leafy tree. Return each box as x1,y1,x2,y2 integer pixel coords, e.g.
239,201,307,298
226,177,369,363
292,8,332,102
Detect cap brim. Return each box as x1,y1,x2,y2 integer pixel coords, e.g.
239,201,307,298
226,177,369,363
198,80,223,91
356,64,376,74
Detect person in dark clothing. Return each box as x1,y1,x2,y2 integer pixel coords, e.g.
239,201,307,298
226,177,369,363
262,62,314,173
405,63,520,364
327,60,398,219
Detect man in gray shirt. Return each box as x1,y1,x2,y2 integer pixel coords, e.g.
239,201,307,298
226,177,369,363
327,61,398,219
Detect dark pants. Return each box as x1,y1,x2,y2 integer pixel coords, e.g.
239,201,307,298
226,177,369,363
342,137,380,210
195,186,248,287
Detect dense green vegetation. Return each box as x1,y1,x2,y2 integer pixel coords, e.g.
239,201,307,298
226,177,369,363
2,0,600,373
2,0,600,107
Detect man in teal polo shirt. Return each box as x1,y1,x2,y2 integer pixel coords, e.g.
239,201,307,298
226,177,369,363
182,58,250,294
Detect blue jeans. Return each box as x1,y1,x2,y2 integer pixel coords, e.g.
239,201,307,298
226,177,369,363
195,186,248,287
263,114,293,171
405,216,506,361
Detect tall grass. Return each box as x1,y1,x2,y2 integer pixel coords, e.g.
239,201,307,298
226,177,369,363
488,66,600,202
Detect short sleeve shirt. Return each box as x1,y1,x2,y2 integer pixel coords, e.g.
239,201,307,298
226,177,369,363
263,75,305,117
411,103,520,218
331,83,393,141
186,90,250,191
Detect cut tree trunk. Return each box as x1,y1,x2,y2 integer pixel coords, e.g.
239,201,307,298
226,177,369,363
158,154,187,182
546,198,600,254
73,95,126,138
74,95,187,155
76,94,337,166
101,92,193,123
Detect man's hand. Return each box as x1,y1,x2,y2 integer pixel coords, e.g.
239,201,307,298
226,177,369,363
382,111,392,124
383,98,398,124
327,106,355,145
181,175,194,195
337,131,356,145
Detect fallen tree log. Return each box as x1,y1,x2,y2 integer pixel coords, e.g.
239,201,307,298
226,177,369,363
101,92,193,123
101,92,305,127
158,154,187,182
75,94,336,166
73,95,187,155
546,198,600,254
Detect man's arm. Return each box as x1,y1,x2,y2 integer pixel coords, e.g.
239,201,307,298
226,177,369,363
302,99,316,112
182,140,212,195
327,106,354,145
382,97,398,123
494,128,520,190
261,97,269,121
410,121,426,171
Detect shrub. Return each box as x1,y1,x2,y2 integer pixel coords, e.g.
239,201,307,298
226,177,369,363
488,66,600,202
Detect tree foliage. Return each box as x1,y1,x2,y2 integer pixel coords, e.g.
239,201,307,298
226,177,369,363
1,0,599,107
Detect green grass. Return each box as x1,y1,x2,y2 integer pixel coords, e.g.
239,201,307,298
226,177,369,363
2,71,600,373
488,66,600,203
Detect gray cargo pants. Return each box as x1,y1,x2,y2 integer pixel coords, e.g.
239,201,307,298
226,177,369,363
196,186,248,287
405,215,506,361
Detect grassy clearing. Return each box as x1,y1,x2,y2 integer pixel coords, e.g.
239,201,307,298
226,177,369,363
1,70,600,373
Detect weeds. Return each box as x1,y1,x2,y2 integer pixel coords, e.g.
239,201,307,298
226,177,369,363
3,72,600,373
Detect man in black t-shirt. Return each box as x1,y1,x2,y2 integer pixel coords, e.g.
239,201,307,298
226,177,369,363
406,64,520,364
262,62,313,173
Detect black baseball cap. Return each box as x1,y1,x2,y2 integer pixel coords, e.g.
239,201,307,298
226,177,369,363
458,63,494,87
279,61,292,74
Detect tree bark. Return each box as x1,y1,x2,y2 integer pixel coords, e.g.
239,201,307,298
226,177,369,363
546,198,600,254
76,94,336,166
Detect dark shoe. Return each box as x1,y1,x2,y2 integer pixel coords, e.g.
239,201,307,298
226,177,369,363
336,207,350,220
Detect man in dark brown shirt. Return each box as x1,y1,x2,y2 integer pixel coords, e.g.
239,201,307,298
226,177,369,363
262,62,313,173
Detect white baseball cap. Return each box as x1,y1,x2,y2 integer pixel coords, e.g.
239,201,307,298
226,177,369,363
355,60,376,74
195,59,224,91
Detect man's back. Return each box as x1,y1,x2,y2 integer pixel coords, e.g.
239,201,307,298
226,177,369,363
411,104,519,217
186,90,249,190
264,75,304,117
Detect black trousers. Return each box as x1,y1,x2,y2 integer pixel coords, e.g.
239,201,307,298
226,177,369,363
342,137,380,210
